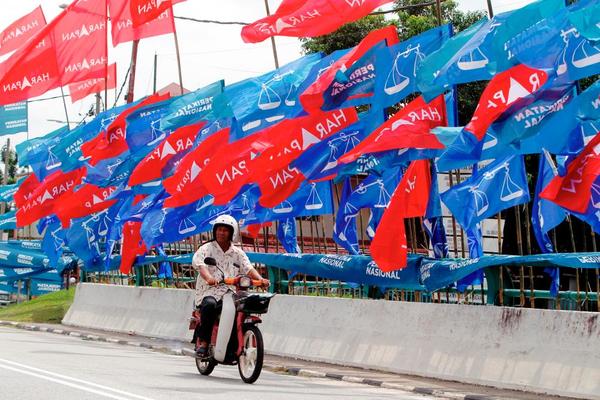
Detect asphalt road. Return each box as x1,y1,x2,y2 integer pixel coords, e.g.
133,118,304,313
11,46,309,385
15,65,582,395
0,326,438,400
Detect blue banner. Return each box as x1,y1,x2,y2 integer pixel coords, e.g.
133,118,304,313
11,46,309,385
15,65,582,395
16,126,68,180
334,178,360,254
0,102,27,135
0,210,16,230
246,252,425,290
441,155,530,230
276,217,301,253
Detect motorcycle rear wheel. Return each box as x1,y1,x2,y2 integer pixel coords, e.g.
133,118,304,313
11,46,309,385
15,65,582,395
195,357,217,376
238,326,264,384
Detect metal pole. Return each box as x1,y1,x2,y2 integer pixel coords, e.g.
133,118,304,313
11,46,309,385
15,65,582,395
486,0,494,18
153,53,158,93
263,0,280,68
434,0,442,25
126,40,140,104
172,28,185,95
497,213,503,305
59,87,70,127
522,204,535,308
515,207,525,306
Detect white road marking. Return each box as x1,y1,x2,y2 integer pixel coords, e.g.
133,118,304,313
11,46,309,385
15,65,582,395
0,358,156,400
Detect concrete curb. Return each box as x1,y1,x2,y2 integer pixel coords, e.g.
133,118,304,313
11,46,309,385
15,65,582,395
0,320,496,400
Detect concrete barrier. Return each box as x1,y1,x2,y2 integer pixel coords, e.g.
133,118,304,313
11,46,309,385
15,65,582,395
64,283,600,399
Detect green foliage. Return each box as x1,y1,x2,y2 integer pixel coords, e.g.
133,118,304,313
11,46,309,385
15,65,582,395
0,288,75,323
0,143,18,184
300,14,394,55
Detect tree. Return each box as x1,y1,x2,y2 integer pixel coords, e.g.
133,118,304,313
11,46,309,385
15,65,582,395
1,144,18,184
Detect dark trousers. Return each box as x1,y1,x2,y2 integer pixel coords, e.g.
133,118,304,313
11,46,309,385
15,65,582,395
194,296,221,344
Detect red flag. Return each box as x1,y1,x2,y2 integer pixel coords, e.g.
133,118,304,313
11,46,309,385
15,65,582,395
0,0,108,105
128,122,204,186
251,108,359,176
465,64,548,140
120,221,147,274
14,174,40,208
54,184,118,227
162,127,229,208
339,95,447,165
245,222,272,239
197,131,272,206
81,93,169,165
69,63,117,103
540,131,600,213
300,25,398,113
242,0,393,43
370,160,431,271
16,168,85,227
0,6,46,56
109,0,176,46
257,166,306,209
130,0,185,28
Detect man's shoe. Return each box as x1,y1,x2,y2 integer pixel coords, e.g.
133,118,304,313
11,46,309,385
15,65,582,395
195,342,208,358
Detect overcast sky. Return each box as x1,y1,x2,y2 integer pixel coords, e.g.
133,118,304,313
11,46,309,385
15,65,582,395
0,0,535,150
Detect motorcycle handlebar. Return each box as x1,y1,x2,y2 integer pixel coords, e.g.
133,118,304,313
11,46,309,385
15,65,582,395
220,277,265,287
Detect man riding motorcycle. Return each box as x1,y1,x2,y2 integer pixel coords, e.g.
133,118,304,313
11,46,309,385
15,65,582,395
191,215,270,357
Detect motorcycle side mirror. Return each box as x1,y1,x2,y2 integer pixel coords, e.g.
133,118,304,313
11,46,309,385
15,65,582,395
204,257,217,266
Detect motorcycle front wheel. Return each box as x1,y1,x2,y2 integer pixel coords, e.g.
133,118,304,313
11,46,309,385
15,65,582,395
238,326,264,384
195,357,217,376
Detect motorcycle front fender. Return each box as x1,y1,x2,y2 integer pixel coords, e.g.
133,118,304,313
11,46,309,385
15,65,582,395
214,292,235,363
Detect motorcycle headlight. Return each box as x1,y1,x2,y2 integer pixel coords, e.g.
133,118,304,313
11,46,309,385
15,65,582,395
238,275,252,289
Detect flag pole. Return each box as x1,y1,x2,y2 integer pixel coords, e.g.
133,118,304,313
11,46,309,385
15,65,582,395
126,39,140,103
263,0,280,68
172,20,184,95
486,0,494,18
60,87,71,128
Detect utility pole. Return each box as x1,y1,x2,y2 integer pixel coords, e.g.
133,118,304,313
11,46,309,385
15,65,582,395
486,0,494,18
126,40,140,103
263,0,280,69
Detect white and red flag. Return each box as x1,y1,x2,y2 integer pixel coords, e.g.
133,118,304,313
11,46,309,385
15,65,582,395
0,6,46,56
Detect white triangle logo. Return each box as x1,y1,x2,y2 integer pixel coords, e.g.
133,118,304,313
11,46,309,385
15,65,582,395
81,58,90,70
79,24,90,37
275,18,293,33
250,151,258,160
21,76,32,89
92,194,103,205
506,77,531,104
190,161,201,182
157,0,169,7
14,27,23,37
161,141,176,159
301,128,320,150
40,190,53,203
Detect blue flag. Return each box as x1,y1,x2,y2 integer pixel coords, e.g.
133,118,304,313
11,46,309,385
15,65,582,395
41,216,67,268
457,222,484,292
334,178,360,254
66,210,111,270
160,80,225,130
16,126,68,180
375,25,451,108
0,177,25,202
441,155,530,230
226,53,322,138
423,217,449,259
532,152,566,253
418,0,564,100
520,79,600,155
277,217,301,253
507,0,600,85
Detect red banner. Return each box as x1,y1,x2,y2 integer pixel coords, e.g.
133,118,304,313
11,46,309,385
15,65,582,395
130,0,186,28
242,0,393,43
0,6,46,56
109,0,175,46
69,63,117,103
120,221,147,274
128,122,205,186
370,160,431,271
340,95,447,165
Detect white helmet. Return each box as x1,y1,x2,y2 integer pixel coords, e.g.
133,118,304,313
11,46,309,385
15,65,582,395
212,214,239,242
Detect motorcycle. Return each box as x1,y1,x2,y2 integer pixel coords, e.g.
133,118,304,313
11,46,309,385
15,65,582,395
189,257,275,383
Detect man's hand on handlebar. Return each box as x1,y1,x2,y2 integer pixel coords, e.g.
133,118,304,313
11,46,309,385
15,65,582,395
260,278,270,288
205,277,219,286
